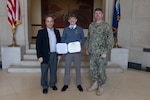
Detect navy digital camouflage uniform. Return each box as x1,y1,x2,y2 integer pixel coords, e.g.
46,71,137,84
86,21,114,86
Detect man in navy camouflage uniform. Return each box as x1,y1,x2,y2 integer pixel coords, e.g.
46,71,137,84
85,8,114,96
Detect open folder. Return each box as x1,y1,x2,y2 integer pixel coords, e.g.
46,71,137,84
56,41,81,54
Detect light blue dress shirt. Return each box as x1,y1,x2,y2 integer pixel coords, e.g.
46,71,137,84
47,28,56,52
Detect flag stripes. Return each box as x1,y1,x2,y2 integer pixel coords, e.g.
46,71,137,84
7,0,21,33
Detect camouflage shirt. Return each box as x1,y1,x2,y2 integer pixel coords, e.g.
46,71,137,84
86,21,114,55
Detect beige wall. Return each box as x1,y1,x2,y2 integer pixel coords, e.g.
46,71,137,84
31,0,41,24
30,0,41,39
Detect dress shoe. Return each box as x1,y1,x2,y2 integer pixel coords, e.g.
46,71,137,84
51,86,57,90
77,85,83,92
61,85,68,91
43,89,48,94
86,81,98,92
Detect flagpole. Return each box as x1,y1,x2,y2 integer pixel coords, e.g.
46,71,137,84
113,37,121,48
7,0,21,47
9,33,19,47
112,0,121,48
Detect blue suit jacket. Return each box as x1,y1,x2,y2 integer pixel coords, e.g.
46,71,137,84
36,28,61,63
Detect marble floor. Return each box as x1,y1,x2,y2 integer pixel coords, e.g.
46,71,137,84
0,68,150,100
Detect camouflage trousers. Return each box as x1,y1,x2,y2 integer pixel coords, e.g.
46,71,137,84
89,54,108,86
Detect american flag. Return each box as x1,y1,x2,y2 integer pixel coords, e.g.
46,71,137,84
7,0,21,33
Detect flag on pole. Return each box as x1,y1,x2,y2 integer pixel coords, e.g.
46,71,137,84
7,0,21,34
112,0,121,38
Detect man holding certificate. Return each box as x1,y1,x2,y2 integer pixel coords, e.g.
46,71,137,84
61,14,85,92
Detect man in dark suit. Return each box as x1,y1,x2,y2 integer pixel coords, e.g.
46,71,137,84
36,15,61,94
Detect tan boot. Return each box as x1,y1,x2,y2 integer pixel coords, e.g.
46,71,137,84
96,86,103,96
86,81,98,92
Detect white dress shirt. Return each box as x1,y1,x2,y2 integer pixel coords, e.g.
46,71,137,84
69,25,77,29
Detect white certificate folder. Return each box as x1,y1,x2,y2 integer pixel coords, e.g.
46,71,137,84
56,41,81,54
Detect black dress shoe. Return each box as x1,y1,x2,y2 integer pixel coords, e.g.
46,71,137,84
51,86,57,90
43,89,48,94
77,85,83,92
61,85,68,91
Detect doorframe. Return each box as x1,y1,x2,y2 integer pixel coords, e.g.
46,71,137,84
27,0,108,47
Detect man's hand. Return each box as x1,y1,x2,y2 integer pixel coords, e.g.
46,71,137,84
100,54,106,58
38,57,43,63
86,50,89,55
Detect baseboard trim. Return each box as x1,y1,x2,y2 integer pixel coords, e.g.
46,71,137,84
128,62,150,72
